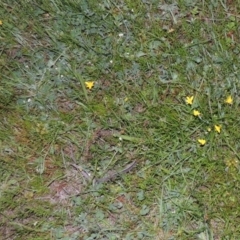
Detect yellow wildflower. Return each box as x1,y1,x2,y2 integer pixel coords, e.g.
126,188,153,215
0,20,2,25
185,96,194,105
85,81,94,90
36,123,48,135
214,125,221,133
225,95,233,105
225,158,239,168
207,127,211,132
198,139,206,146
193,109,200,116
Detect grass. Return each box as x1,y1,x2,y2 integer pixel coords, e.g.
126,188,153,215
1,0,240,239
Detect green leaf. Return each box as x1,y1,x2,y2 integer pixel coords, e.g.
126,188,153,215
140,205,150,216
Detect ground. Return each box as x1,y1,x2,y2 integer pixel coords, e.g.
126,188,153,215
1,1,240,239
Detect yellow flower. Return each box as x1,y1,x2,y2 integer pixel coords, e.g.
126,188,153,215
36,123,48,135
207,127,211,132
85,81,94,90
0,20,2,25
198,139,206,146
214,125,221,133
225,95,233,105
185,96,194,105
193,109,200,116
225,158,239,168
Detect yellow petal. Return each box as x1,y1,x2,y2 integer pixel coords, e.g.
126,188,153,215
198,139,206,145
185,96,194,105
214,125,221,133
225,95,233,105
193,109,200,116
225,158,239,168
85,81,94,90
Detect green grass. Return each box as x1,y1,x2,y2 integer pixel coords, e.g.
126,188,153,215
1,0,240,239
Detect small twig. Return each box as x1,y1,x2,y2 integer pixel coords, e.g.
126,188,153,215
8,222,44,233
69,160,137,185
1,213,44,233
95,161,137,184
70,163,92,180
